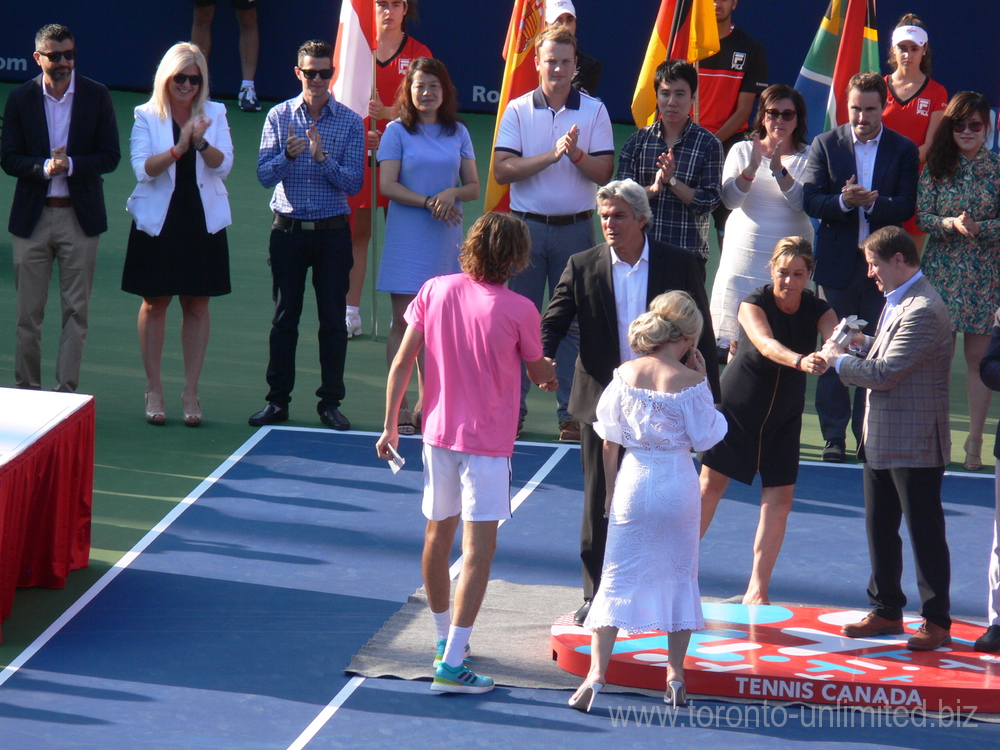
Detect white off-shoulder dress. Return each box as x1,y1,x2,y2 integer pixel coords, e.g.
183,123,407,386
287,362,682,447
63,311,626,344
585,371,727,634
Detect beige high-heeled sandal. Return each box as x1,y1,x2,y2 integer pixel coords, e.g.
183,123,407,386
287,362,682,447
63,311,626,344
964,436,983,472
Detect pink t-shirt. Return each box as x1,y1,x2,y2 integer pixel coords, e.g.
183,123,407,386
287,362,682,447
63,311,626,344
406,273,543,457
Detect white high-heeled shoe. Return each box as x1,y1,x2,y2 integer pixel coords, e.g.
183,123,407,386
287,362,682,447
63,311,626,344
568,682,603,712
664,680,687,708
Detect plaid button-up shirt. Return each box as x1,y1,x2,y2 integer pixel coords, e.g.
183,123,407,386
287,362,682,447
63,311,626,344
257,93,364,220
616,118,723,260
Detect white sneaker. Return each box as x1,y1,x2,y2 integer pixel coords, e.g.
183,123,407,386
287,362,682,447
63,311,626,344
346,310,363,338
238,85,261,112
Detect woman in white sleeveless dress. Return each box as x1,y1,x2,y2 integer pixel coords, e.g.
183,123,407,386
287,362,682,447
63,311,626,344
568,292,727,712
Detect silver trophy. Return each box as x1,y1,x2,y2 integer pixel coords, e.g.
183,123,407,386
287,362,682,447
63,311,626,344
831,315,867,350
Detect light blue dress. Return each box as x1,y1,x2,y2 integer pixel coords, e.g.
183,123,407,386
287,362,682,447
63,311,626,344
376,120,475,294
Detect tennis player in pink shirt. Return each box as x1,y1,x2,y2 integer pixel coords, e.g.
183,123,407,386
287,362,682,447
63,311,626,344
377,212,557,694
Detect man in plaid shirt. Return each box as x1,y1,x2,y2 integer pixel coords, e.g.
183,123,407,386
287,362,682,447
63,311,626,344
617,60,722,278
249,39,364,430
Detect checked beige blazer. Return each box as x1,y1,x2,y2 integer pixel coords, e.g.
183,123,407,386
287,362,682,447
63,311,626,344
838,275,953,470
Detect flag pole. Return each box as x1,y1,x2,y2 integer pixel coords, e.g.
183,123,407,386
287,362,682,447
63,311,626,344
368,10,380,342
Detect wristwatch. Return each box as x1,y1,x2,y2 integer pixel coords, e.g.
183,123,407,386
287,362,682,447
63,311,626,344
195,139,210,153
772,166,788,178
668,176,678,187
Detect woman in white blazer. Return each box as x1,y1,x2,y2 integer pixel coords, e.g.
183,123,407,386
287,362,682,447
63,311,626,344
122,42,233,426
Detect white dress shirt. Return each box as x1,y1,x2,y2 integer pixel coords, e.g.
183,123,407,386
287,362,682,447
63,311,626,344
611,237,650,365
838,124,882,246
42,70,75,197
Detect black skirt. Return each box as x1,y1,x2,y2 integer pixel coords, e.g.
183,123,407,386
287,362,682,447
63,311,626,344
122,126,231,298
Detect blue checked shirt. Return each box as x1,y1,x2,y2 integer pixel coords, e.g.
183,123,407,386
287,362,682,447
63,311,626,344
257,94,365,219
617,118,723,260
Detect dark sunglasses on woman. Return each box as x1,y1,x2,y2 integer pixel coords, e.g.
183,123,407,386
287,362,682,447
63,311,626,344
764,109,796,122
172,73,203,86
952,120,985,133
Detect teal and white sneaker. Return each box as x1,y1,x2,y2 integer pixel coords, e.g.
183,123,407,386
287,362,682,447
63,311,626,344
433,638,472,666
431,661,494,694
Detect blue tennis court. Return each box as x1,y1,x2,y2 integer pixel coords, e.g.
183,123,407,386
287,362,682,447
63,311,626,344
0,428,996,748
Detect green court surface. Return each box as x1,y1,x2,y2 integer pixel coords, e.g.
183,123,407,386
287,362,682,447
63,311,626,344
0,83,994,668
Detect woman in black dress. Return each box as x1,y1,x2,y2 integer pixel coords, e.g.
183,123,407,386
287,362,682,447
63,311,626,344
123,42,233,426
699,237,838,604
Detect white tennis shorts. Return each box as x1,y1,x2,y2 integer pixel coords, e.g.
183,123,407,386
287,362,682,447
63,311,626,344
422,444,512,522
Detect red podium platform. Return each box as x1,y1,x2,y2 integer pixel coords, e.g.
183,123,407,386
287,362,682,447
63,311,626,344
553,603,1000,713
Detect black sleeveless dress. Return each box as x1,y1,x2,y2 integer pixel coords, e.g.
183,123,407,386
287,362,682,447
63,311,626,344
122,121,230,297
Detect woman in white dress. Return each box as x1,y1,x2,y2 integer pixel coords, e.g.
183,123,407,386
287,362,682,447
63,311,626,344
710,84,813,356
568,291,727,712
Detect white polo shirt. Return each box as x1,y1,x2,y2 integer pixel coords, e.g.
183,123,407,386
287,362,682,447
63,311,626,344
494,86,615,215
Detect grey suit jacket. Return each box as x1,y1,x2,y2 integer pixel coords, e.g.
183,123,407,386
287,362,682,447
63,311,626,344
838,275,952,469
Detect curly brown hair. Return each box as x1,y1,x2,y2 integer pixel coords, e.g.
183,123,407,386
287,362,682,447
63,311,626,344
394,57,460,135
459,213,530,285
925,91,992,182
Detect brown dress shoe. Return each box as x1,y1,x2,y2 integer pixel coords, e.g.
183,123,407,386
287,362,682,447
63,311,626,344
841,612,905,637
907,621,951,651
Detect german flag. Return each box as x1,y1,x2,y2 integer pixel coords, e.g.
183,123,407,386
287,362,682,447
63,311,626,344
631,0,720,128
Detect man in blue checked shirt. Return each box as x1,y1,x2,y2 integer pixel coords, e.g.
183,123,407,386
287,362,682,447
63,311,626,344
249,39,364,430
617,60,722,281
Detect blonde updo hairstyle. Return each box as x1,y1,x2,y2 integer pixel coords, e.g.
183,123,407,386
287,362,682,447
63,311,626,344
627,291,703,356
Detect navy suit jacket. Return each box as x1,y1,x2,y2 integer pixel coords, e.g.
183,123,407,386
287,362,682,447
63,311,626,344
540,238,720,424
802,123,918,289
1,73,120,238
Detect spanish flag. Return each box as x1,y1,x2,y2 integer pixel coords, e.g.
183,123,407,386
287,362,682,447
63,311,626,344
631,0,720,128
794,0,879,138
484,0,545,214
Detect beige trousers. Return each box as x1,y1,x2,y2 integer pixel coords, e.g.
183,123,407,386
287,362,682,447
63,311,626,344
11,206,100,392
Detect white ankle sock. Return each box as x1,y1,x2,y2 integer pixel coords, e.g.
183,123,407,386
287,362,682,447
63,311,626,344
346,305,360,315
241,79,255,90
431,609,451,642
443,625,472,667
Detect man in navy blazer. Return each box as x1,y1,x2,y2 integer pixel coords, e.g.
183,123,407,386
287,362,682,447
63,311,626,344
541,179,720,624
0,24,120,392
802,72,918,463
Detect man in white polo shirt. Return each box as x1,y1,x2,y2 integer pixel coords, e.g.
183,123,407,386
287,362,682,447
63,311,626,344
493,25,614,442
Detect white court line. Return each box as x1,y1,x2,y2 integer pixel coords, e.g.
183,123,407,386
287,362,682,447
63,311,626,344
0,425,278,689
287,443,572,750
799,458,993,479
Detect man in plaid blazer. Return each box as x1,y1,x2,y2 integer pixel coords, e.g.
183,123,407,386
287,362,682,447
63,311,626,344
820,226,952,651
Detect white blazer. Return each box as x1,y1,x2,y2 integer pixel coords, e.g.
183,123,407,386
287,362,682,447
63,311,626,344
126,100,234,236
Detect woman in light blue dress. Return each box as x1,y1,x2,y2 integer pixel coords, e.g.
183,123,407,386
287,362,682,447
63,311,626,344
377,57,479,432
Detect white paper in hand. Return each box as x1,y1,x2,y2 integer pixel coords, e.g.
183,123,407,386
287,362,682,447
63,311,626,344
388,443,405,474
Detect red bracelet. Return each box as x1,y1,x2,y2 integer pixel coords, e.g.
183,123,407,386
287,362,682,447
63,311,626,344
741,170,755,182
169,146,180,160
571,150,585,164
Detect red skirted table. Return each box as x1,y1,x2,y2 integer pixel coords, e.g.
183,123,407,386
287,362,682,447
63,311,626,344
0,389,94,642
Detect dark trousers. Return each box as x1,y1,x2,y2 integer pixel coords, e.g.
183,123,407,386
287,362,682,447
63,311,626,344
863,464,951,629
580,421,623,600
817,255,884,444
265,222,352,411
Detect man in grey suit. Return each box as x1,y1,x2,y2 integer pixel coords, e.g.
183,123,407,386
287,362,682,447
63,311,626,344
820,226,952,651
803,72,919,463
541,179,719,624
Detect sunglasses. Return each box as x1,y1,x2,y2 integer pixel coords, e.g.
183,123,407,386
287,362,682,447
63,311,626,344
172,73,203,86
298,67,334,80
952,120,985,134
765,109,797,122
37,49,75,62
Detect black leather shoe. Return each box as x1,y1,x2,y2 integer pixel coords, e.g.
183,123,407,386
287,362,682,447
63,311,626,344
319,407,350,431
248,403,288,427
573,600,592,626
822,439,846,463
974,624,1000,652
